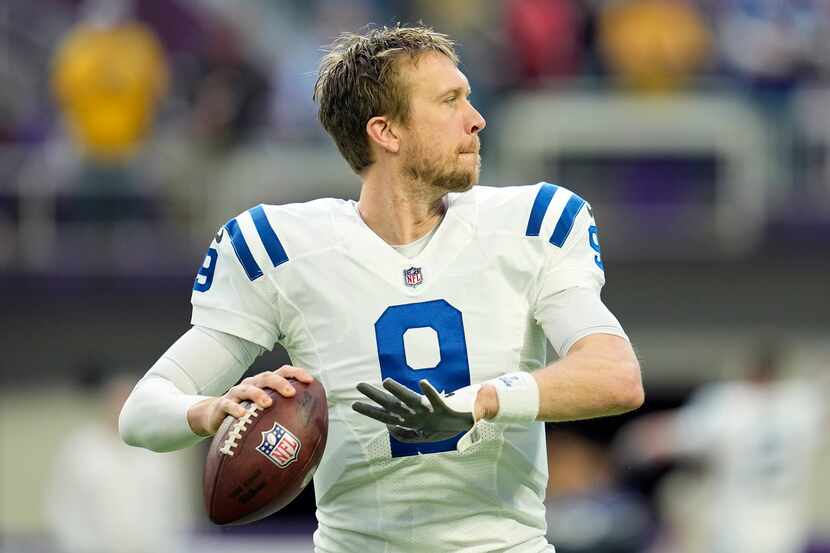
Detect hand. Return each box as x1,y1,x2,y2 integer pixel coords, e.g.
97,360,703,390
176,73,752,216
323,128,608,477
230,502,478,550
188,365,314,436
352,378,476,443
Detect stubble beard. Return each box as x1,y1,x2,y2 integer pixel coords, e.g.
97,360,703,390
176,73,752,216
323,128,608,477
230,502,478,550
403,144,480,195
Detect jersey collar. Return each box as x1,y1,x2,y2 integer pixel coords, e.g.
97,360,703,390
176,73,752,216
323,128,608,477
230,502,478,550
334,188,479,294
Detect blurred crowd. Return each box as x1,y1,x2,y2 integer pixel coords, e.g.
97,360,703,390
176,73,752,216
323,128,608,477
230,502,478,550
5,0,830,146
3,0,830,272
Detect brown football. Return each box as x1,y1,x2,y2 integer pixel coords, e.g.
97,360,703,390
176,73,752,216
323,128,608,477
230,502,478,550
203,379,328,525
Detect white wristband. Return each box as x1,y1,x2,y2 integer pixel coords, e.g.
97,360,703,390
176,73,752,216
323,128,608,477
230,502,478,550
488,372,540,425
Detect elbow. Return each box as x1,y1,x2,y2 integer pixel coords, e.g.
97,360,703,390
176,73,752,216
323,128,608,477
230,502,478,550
118,411,167,452
616,359,645,412
118,398,142,448
118,394,164,452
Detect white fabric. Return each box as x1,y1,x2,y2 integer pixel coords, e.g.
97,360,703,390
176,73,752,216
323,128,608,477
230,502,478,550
490,371,541,425
432,371,540,426
358,197,444,260
531,207,627,356
391,217,442,259
119,326,262,452
391,224,439,258
126,183,628,552
451,372,539,454
439,382,482,413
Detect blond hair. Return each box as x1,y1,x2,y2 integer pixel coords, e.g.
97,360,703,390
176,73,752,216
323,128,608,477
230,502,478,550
314,25,458,174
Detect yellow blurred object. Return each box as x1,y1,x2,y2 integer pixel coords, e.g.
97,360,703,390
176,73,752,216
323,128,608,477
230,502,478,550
599,0,710,93
52,21,169,161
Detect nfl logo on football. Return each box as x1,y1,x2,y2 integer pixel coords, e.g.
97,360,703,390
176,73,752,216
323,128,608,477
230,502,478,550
256,422,301,468
403,266,423,288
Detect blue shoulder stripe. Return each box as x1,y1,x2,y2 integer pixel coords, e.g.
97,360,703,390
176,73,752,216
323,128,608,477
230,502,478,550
225,218,263,280
249,205,289,268
525,182,558,237
549,192,586,247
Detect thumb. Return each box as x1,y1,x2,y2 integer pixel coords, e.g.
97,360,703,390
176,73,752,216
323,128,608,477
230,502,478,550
419,379,444,411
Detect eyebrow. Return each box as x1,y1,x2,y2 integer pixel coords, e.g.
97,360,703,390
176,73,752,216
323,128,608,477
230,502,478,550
436,86,472,100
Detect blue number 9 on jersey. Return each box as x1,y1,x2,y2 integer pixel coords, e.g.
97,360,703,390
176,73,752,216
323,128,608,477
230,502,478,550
193,248,218,292
374,300,471,457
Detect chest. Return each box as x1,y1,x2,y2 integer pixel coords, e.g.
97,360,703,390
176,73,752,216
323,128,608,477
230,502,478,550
277,241,537,399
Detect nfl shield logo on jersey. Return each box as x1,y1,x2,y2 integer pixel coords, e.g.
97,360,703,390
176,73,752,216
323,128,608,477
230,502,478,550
256,423,301,468
403,266,423,287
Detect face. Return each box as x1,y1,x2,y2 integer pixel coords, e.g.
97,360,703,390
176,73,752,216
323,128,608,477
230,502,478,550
396,52,486,193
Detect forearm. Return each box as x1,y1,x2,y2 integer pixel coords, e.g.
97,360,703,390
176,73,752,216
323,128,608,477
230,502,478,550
532,345,643,421
120,374,212,452
119,326,262,452
476,334,643,422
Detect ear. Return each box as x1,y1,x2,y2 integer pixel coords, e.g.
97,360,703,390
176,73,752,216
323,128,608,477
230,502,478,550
366,116,400,154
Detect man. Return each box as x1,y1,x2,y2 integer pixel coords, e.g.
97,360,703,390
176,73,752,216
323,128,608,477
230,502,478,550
120,25,643,553
615,344,826,553
46,367,194,553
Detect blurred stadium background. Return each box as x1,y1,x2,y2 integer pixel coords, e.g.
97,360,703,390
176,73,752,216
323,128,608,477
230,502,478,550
1,1,829,552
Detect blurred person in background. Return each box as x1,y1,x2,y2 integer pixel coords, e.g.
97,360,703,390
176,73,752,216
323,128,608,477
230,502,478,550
146,20,272,243
598,0,711,93
716,0,827,95
0,0,77,146
48,0,169,222
615,341,828,553
712,0,830,197
52,0,169,163
505,0,586,87
14,0,170,270
544,429,653,553
44,362,195,553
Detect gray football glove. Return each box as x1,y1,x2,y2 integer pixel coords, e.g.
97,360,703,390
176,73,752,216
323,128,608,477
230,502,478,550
352,378,476,443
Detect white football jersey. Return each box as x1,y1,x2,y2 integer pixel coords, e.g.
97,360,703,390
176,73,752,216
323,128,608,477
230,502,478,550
190,183,627,553
674,379,826,553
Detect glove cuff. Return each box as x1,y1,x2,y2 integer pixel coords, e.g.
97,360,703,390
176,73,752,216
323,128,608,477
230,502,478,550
488,372,540,425
438,383,481,414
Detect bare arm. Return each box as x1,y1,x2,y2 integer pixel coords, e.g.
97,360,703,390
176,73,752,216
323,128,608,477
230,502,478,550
475,333,644,421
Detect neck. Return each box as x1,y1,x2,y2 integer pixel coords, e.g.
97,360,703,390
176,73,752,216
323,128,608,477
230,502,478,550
357,165,447,245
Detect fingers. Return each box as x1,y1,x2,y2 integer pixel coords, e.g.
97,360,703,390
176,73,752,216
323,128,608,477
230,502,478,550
275,364,314,384
213,366,314,428
227,383,273,409
218,397,249,419
356,382,414,417
419,379,447,411
383,378,428,412
243,365,312,398
351,401,406,426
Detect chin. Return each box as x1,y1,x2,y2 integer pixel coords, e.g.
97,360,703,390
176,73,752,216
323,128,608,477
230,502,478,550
438,173,476,193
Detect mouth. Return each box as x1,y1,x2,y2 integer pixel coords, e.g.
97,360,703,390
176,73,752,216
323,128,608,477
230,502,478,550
459,141,480,155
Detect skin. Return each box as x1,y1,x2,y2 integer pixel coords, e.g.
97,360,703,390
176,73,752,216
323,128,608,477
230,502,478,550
187,51,642,436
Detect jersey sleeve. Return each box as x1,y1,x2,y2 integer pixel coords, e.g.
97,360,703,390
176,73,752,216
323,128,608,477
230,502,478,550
190,213,281,350
530,185,628,356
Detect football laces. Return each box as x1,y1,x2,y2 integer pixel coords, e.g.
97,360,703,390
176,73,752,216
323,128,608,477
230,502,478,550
218,403,261,456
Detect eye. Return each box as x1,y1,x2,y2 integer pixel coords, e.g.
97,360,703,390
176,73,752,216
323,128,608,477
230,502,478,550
445,96,457,104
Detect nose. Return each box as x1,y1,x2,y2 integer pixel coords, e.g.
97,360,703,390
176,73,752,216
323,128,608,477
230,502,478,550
467,102,486,135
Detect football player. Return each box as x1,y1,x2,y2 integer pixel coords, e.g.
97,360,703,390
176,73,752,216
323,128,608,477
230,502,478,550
120,25,644,553
615,344,827,553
